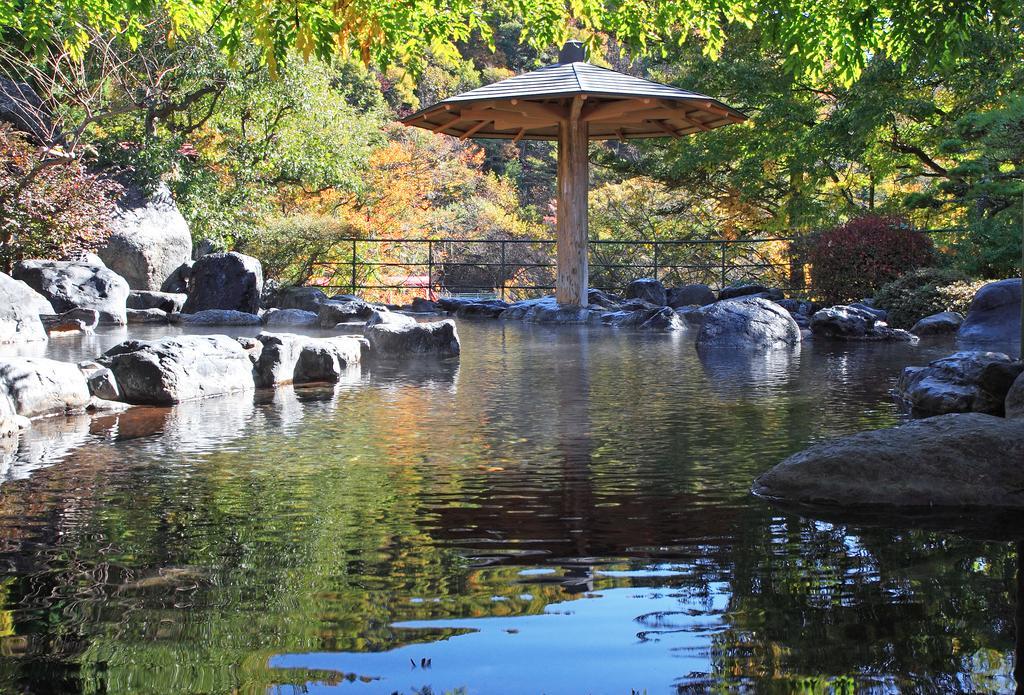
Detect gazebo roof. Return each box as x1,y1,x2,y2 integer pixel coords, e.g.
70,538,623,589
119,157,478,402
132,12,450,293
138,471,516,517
401,57,747,141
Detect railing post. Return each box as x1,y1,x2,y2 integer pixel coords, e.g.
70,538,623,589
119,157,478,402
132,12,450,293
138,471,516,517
652,241,659,282
500,240,507,301
720,241,727,290
351,239,357,296
427,240,433,300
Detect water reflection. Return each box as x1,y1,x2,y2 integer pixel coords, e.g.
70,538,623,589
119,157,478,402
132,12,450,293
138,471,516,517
0,322,1017,693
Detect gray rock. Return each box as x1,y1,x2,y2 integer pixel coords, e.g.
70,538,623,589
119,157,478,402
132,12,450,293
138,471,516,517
696,297,801,350
100,183,193,291
0,358,91,418
454,302,508,319
192,238,224,260
958,278,1022,344
272,286,328,312
0,272,50,343
719,283,772,301
293,336,364,383
126,308,170,325
849,302,888,321
667,284,715,308
895,350,1023,417
810,305,916,342
587,288,622,309
101,335,255,405
174,309,262,326
263,308,319,328
364,319,460,358
775,299,815,317
365,309,417,328
675,305,708,329
500,296,594,324
40,308,100,334
161,261,193,294
235,337,263,365
252,333,307,387
752,413,1024,509
624,278,667,306
409,297,440,313
13,260,129,325
603,306,684,330
911,311,964,336
1007,372,1024,419
182,252,263,314
127,290,186,313
318,298,376,328
87,368,121,401
0,76,52,143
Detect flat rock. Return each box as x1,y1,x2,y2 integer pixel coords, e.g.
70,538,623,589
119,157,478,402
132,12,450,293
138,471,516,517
958,278,1022,345
365,309,417,328
911,311,963,336
41,308,100,334
696,297,800,350
752,413,1024,509
318,298,377,328
127,290,186,313
174,309,262,326
719,283,773,301
263,308,319,328
293,336,364,383
101,335,255,405
667,284,715,308
253,333,307,387
13,260,129,325
895,350,1023,416
364,319,460,357
587,289,622,309
0,357,91,418
127,308,170,325
624,278,667,307
100,183,193,291
602,306,684,330
454,302,508,319
182,252,263,314
500,296,594,324
810,305,916,342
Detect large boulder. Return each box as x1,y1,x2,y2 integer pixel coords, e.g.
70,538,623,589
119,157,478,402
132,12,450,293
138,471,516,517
895,350,1023,417
667,284,715,308
752,413,1024,509
272,286,328,312
127,290,186,313
160,261,193,294
100,335,255,405
810,305,915,342
182,252,263,314
624,278,667,306
99,184,193,291
911,311,963,336
0,358,90,422
12,260,129,325
0,272,51,343
364,319,460,358
1008,372,1024,420
696,297,800,350
958,279,1022,345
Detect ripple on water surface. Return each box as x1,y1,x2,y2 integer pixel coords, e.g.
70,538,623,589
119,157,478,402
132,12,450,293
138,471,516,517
0,321,1016,694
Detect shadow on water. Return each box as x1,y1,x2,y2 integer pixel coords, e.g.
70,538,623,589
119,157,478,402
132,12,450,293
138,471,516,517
0,321,1019,693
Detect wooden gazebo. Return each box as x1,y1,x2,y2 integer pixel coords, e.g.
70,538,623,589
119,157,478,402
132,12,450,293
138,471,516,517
402,40,747,307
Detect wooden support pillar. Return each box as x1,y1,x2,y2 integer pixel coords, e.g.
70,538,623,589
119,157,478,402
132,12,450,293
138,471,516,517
556,98,589,307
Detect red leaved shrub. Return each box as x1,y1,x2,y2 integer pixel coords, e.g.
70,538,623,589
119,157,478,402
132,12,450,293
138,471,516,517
806,215,934,305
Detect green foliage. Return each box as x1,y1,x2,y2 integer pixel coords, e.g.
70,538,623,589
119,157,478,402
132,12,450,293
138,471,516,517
244,214,359,286
875,267,989,329
0,126,122,271
806,215,934,305
2,0,1020,86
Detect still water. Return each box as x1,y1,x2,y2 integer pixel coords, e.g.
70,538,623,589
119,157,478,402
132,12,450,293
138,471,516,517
0,322,1018,693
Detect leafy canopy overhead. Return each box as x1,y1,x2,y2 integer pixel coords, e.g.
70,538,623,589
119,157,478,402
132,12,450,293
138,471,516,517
2,0,1020,82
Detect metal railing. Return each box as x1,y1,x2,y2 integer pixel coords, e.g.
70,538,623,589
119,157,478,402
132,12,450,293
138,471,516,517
310,236,802,302
309,229,963,302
